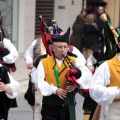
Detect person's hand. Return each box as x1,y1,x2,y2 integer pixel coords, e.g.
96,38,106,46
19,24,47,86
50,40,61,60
0,82,6,92
26,62,33,69
56,88,67,99
88,65,95,73
0,82,12,94
66,84,77,93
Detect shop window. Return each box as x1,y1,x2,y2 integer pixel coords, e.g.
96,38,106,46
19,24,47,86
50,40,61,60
35,0,54,38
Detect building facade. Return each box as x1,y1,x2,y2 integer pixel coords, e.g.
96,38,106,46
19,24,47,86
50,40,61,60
0,0,120,54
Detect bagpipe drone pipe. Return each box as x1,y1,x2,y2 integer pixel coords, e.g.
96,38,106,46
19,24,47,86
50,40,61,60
0,66,13,120
38,15,52,56
100,13,120,59
38,15,62,56
62,54,89,97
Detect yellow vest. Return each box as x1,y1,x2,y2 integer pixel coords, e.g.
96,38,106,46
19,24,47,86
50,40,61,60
41,55,76,89
107,54,120,102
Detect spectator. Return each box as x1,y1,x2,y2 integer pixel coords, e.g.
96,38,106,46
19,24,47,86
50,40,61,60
80,9,87,18
82,13,99,60
70,14,85,53
94,5,110,43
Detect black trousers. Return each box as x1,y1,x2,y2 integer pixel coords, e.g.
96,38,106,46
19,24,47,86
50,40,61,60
83,95,95,111
89,101,98,120
41,104,70,120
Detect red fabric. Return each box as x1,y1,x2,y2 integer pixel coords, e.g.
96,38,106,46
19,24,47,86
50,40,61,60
66,68,78,85
92,71,95,75
78,88,89,97
0,59,16,72
40,20,52,56
0,46,5,50
79,89,89,93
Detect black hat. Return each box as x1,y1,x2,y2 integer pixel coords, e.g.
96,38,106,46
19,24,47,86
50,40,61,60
100,2,107,7
52,27,70,44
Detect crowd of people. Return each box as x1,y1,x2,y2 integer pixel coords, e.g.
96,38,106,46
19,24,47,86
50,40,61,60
1,1,120,120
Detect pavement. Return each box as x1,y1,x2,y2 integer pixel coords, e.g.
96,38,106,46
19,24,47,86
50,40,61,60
11,53,31,93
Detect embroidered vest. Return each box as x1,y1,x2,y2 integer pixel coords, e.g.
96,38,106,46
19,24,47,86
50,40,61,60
42,56,76,120
107,54,120,102
41,55,76,89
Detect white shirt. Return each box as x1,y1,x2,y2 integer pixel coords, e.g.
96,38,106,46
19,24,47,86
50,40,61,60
86,46,106,67
32,57,92,96
0,64,20,99
24,39,46,64
72,46,86,65
89,60,120,106
3,38,19,64
24,39,37,64
86,53,96,67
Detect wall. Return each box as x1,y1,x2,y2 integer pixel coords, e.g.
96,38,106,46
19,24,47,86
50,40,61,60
54,0,82,33
18,0,25,53
18,0,36,53
104,0,120,28
24,0,36,51
18,0,82,53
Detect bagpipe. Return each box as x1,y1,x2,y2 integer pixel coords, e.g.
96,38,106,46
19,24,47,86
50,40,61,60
63,55,89,97
100,13,119,44
38,15,62,56
38,15,52,56
63,54,89,97
100,13,119,60
62,54,81,86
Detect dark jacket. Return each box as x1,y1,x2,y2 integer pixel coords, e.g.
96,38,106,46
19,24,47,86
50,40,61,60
70,21,84,52
94,11,110,38
83,23,99,49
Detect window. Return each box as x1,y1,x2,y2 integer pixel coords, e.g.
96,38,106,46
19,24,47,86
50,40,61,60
35,0,54,38
0,0,13,39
